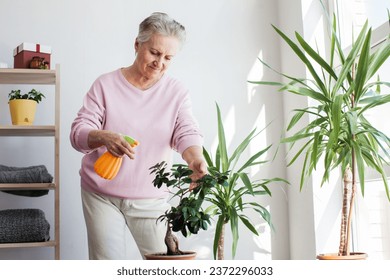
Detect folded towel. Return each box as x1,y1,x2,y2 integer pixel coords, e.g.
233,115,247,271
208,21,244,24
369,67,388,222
0,208,50,243
0,164,53,197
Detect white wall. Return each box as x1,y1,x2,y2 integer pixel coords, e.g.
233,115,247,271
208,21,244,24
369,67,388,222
276,0,318,259
0,0,290,260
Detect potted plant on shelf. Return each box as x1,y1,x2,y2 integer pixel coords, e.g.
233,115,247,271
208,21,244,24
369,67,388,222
251,11,390,259
202,103,288,260
145,161,228,260
8,88,45,125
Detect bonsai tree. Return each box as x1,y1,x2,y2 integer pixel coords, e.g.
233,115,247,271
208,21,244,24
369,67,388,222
251,11,390,259
202,103,288,259
8,89,45,103
149,161,228,256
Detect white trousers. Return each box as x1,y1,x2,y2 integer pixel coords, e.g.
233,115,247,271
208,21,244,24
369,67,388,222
81,189,170,260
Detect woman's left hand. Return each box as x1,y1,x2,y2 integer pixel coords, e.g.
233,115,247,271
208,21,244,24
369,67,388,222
188,158,208,190
182,145,208,190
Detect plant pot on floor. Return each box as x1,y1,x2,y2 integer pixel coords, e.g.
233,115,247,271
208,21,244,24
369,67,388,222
9,99,37,125
144,251,197,260
317,252,368,260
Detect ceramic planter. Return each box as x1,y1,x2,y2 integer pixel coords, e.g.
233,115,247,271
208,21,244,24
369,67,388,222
144,251,197,260
317,252,368,260
9,99,37,125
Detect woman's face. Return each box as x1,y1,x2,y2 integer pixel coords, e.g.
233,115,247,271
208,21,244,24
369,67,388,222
134,33,180,81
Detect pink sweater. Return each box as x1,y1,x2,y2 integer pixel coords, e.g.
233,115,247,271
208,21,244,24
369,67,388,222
70,69,203,199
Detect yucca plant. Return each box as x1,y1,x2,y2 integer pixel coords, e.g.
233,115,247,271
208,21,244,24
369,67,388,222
203,103,288,260
251,10,390,259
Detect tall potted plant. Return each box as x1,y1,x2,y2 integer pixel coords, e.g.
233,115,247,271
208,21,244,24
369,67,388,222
202,103,288,260
148,103,287,260
251,12,390,259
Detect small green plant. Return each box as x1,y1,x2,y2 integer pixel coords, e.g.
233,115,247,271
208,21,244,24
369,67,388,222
8,89,45,103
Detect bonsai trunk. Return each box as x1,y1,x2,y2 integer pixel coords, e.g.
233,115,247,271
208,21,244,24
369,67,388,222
165,224,183,255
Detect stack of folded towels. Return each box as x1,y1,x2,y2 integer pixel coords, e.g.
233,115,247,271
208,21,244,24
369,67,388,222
0,209,50,243
0,165,53,243
0,164,53,197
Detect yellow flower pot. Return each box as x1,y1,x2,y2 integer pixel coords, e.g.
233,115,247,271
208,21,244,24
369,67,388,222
9,99,37,125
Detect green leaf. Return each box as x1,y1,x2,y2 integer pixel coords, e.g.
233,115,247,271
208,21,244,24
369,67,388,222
203,146,213,167
237,145,272,173
295,31,338,81
331,21,368,97
216,103,229,172
354,27,372,102
272,25,328,95
239,173,254,195
283,85,331,103
353,142,366,196
248,80,284,87
366,38,390,81
229,208,239,259
229,128,258,170
249,202,273,228
281,132,314,144
359,94,390,116
331,93,343,137
214,145,221,172
238,215,258,236
287,109,306,131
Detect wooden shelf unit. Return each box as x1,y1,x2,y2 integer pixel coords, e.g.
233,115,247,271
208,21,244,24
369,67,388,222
0,125,55,136
0,68,57,84
0,66,60,259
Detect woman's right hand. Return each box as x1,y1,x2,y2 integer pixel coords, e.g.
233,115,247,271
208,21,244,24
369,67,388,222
88,130,135,159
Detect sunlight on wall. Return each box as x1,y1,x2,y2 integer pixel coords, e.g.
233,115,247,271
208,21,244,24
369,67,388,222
302,2,326,83
247,50,264,104
249,106,267,176
192,244,212,260
301,0,346,255
253,218,272,260
246,50,268,176
334,0,388,48
355,180,390,259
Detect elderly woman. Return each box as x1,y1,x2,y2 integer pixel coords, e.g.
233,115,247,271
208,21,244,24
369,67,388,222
70,12,206,260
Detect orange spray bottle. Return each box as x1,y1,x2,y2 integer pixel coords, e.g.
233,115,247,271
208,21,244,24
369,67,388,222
94,135,139,180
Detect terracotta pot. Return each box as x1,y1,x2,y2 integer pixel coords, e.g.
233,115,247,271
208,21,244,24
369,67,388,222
9,99,37,125
317,252,368,260
144,251,197,260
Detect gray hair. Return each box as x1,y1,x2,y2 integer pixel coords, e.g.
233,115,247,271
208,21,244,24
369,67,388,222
137,12,186,46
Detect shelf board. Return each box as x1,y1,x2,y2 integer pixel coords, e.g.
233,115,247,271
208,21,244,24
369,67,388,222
0,125,55,136
0,241,56,249
0,68,56,84
0,183,56,190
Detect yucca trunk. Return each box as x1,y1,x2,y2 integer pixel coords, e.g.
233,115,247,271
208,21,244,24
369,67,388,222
339,166,351,255
217,223,226,260
345,161,357,255
339,64,357,256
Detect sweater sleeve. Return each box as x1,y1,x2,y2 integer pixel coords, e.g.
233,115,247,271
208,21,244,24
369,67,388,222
69,79,106,154
171,92,203,154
